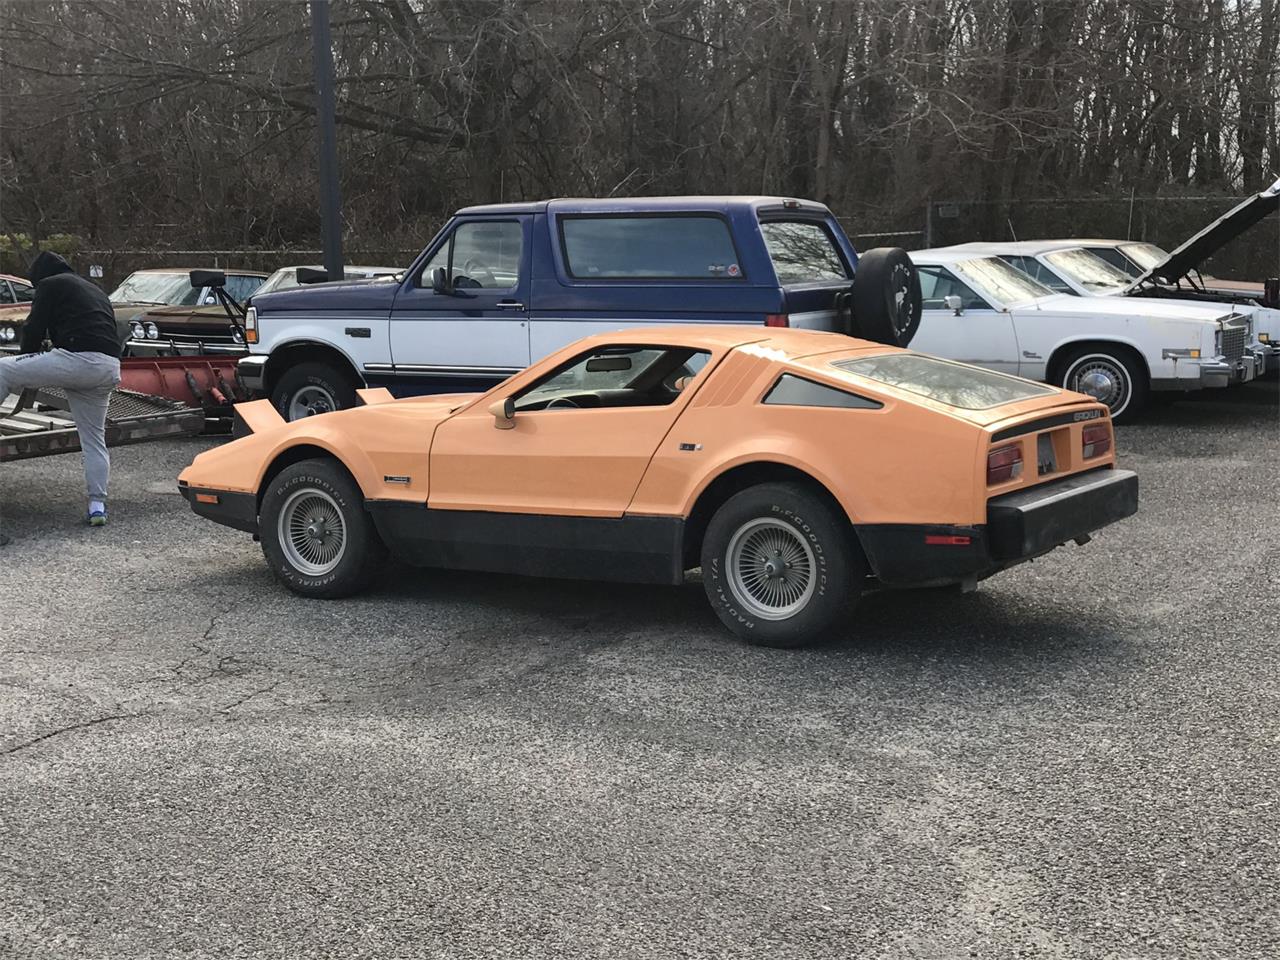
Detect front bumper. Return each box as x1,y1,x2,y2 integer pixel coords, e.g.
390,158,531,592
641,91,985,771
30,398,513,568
237,355,268,393
179,482,259,534
857,468,1139,586
1153,351,1262,391
126,337,249,358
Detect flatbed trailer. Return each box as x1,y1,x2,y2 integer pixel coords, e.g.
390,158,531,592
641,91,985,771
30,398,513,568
0,387,203,463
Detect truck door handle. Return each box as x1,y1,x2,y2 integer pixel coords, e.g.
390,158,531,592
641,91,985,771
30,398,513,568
495,300,525,310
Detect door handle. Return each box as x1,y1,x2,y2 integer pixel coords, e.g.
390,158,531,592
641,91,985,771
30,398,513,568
495,300,525,310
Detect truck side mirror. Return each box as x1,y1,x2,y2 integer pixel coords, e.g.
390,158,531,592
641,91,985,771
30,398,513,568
944,295,964,316
432,267,453,295
488,396,515,429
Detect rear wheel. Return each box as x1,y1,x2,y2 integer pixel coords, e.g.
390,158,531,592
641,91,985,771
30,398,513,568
700,482,860,647
272,361,358,421
259,458,386,597
850,247,922,347
1058,346,1147,421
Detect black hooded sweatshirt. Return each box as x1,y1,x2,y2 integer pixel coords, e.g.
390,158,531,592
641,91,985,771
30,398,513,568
21,251,120,357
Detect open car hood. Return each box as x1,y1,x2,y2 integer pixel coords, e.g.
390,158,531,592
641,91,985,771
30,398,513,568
1130,177,1279,289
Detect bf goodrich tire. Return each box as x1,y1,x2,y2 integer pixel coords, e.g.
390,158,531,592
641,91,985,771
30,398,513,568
850,247,922,347
272,361,358,421
1057,345,1148,422
700,482,861,647
259,458,387,598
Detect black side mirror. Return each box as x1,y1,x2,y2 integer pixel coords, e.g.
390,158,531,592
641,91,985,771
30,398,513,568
296,267,330,285
431,266,453,295
189,269,225,289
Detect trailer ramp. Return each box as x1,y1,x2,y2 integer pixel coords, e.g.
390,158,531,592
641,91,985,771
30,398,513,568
0,388,203,463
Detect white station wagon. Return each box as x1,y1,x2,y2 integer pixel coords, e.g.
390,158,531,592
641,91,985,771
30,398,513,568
908,249,1260,420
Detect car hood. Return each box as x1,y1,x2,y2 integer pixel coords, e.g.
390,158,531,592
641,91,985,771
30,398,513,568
252,278,400,312
1020,293,1236,324
1129,177,1280,288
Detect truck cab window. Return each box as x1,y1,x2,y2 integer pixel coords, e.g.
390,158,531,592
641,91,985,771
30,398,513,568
423,221,522,290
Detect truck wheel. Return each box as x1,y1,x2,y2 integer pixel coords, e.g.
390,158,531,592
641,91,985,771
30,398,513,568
1058,345,1147,422
700,482,860,648
272,361,358,421
259,458,386,597
850,247,922,347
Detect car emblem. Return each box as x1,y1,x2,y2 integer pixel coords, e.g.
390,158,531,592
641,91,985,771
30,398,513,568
1073,410,1102,421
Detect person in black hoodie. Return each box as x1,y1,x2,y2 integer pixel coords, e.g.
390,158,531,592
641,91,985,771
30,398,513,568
0,251,122,527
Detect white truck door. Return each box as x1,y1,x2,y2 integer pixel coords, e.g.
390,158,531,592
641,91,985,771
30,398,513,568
388,217,532,384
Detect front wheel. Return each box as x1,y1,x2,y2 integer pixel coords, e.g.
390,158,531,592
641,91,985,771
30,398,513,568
272,361,358,421
259,458,386,597
700,482,861,647
1058,346,1147,422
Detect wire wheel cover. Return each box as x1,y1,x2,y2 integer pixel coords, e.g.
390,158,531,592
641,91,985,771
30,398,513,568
726,518,817,620
1068,357,1128,410
278,488,347,576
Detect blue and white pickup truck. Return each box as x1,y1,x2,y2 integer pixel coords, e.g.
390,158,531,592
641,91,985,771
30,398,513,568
238,196,921,419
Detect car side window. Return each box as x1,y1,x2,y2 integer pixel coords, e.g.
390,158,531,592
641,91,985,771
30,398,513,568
917,266,987,310
422,220,522,290
225,275,264,302
0,282,13,304
514,345,712,412
759,221,849,283
13,282,33,302
1003,256,1073,294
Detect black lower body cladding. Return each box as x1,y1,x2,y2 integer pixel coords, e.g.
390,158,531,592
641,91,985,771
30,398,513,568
179,482,259,534
857,468,1139,585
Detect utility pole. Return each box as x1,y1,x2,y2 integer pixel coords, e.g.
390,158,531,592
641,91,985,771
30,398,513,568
310,0,343,280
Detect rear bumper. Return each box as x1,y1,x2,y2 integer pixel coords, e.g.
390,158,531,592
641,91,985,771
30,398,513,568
857,468,1138,586
179,482,259,534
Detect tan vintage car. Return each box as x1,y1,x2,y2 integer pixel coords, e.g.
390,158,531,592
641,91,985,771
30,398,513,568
180,325,1137,647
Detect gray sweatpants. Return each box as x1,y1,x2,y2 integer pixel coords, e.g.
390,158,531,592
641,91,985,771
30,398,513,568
0,349,122,501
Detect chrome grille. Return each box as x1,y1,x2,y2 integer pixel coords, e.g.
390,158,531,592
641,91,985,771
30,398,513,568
1220,324,1246,363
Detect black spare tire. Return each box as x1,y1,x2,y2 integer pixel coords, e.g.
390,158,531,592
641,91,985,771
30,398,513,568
850,247,921,347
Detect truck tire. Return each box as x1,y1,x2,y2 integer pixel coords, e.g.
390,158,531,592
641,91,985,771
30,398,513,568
272,361,358,421
850,247,922,347
1057,344,1148,422
700,482,861,648
259,458,386,597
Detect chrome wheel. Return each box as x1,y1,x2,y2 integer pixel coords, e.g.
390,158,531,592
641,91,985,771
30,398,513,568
725,518,817,621
288,384,338,419
1065,354,1130,416
277,488,347,576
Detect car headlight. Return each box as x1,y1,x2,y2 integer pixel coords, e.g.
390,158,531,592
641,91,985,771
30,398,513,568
230,325,245,345
144,322,159,340
130,320,145,340
0,325,14,342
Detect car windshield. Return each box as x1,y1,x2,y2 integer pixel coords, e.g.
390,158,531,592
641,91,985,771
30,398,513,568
1043,248,1133,292
1121,242,1169,270
832,353,1057,409
951,257,1054,306
109,272,192,305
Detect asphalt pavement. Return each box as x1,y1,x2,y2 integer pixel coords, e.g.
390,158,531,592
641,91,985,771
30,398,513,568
1,382,1277,959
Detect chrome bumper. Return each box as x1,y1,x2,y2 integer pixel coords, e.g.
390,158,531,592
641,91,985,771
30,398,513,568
1156,351,1263,391
237,355,268,393
126,337,249,358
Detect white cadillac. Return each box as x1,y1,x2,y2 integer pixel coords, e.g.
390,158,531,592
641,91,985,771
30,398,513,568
907,249,1261,420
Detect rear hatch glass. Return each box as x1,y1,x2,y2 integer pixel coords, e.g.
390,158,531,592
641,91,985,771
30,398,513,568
832,353,1057,409
760,221,850,284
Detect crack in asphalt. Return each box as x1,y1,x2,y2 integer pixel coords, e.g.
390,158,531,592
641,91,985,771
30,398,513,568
218,680,286,715
1,712,143,758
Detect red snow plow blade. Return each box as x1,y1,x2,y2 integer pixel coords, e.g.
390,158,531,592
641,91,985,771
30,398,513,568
119,356,250,423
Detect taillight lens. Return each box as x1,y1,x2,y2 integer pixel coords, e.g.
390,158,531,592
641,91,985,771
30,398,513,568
244,305,258,344
764,313,789,327
1082,423,1111,459
987,443,1023,485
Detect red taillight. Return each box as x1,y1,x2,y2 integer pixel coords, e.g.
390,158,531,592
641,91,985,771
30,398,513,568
1082,423,1112,459
987,443,1023,485
925,534,972,546
764,313,790,327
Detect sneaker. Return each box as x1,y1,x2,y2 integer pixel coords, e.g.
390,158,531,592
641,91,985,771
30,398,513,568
87,509,107,527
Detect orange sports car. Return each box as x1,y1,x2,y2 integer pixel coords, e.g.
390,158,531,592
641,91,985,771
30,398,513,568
179,326,1138,647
